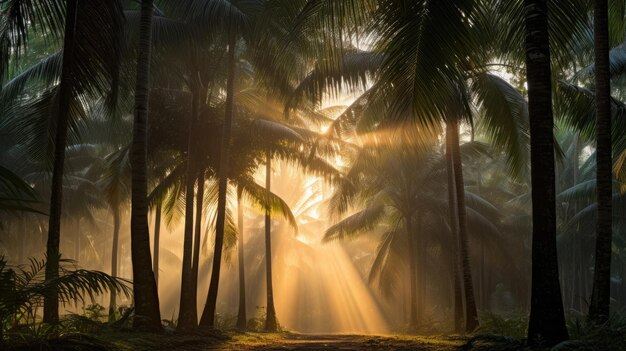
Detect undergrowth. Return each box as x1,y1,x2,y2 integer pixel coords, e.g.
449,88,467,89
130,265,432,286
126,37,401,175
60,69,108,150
465,312,626,351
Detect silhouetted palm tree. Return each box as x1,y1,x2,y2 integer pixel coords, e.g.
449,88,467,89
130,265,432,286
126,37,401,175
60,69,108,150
523,0,569,346
130,0,162,331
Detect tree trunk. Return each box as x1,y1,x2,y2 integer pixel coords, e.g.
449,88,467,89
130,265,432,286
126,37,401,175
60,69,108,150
199,24,236,329
74,219,80,262
589,0,613,323
406,216,418,329
524,0,569,346
43,0,78,324
178,90,201,331
191,170,205,317
264,149,278,332
236,185,247,330
109,208,121,321
153,204,161,287
417,214,426,323
445,125,464,333
130,0,161,331
449,118,479,332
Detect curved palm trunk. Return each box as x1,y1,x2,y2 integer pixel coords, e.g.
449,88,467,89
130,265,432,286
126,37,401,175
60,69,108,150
153,204,161,287
109,208,121,321
130,0,161,331
43,0,78,324
178,91,201,331
524,0,568,346
199,25,237,329
445,127,464,333
264,150,278,332
236,185,247,330
449,118,479,332
589,0,613,323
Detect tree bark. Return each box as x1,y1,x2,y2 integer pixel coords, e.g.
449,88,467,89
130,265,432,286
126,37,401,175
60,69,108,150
153,204,161,287
264,149,278,332
178,90,201,331
43,0,78,324
589,0,613,324
191,170,205,318
445,124,464,333
199,23,237,329
236,185,247,330
449,118,479,332
109,208,121,321
524,0,569,346
130,0,161,331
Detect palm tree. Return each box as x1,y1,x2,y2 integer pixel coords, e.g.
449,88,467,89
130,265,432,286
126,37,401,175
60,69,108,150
130,0,162,331
42,0,78,324
236,185,247,330
153,203,162,287
325,130,507,331
446,117,478,332
199,20,237,329
264,149,278,331
100,147,131,321
523,0,569,346
178,90,200,330
1,0,126,324
445,122,464,333
589,0,613,323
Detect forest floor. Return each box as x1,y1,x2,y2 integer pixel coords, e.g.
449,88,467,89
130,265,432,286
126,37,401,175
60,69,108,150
5,330,468,350
222,333,465,351
135,332,467,351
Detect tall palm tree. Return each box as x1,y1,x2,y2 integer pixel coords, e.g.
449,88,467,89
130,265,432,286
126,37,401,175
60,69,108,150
199,20,237,329
447,117,478,332
523,0,568,346
130,0,162,331
589,0,613,323
264,149,278,331
153,203,162,287
1,0,127,325
190,169,205,323
100,147,131,321
178,89,201,331
445,122,464,333
236,185,247,330
42,0,78,324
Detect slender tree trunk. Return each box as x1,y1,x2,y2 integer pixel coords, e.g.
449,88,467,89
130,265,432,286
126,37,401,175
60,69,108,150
417,215,426,323
199,24,236,329
589,0,613,323
236,185,247,330
190,170,205,317
524,0,568,346
130,0,161,331
264,150,278,332
406,215,418,329
74,219,80,262
449,118,479,332
445,125,464,333
109,208,121,321
178,90,201,331
43,0,78,324
153,204,161,287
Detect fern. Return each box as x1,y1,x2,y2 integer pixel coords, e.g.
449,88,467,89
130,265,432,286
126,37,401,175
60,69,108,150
0,256,131,341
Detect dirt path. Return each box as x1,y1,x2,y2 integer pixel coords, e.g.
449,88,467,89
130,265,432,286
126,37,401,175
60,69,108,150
202,333,465,351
